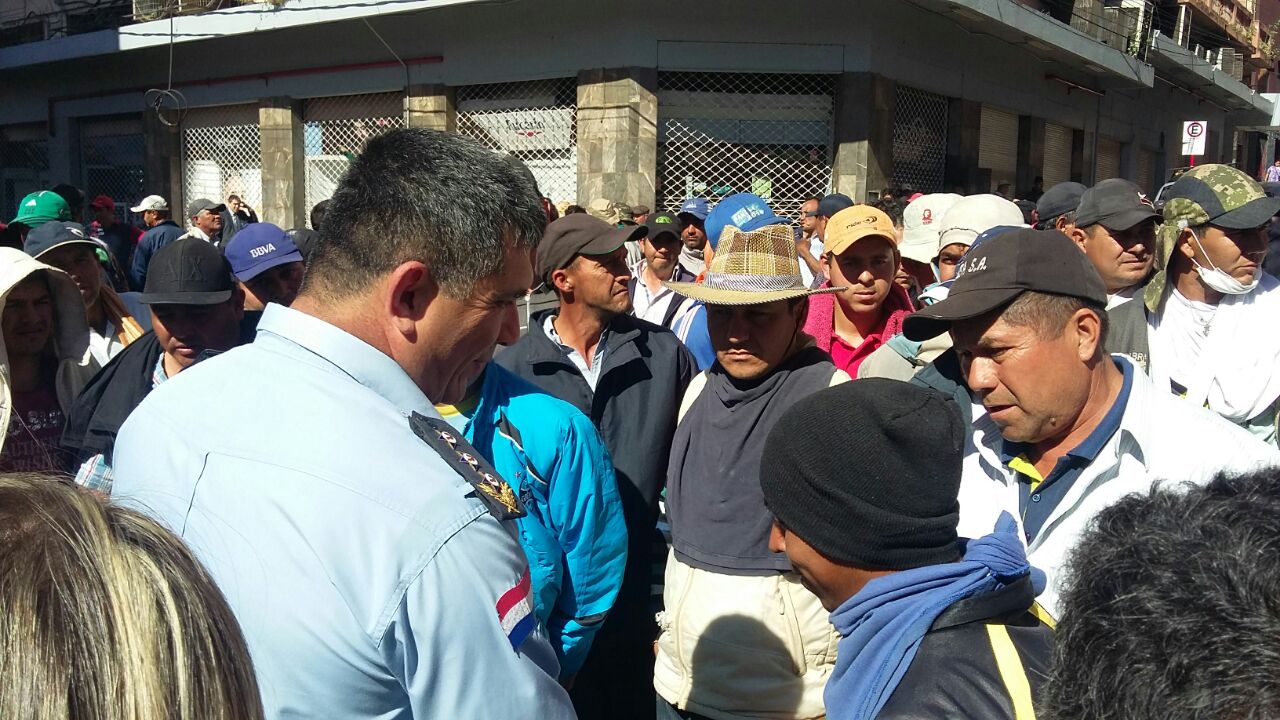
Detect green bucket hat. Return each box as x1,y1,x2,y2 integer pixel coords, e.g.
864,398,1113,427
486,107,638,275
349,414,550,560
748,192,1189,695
10,190,73,227
1145,164,1280,310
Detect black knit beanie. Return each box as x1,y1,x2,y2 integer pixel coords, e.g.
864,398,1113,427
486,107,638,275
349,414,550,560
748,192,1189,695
760,378,965,571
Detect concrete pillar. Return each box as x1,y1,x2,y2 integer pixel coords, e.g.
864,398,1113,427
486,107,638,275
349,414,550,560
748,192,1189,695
405,84,456,132
831,72,894,202
259,97,306,229
1016,116,1046,198
576,67,657,208
144,109,183,212
945,98,982,195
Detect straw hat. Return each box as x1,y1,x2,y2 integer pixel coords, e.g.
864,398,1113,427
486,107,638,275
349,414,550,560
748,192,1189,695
664,223,843,305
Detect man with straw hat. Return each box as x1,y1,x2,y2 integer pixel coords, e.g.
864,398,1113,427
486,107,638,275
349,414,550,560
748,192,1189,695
655,221,848,720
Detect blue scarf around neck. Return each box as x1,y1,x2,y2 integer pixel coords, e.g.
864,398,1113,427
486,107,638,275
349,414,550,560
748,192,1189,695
824,513,1044,720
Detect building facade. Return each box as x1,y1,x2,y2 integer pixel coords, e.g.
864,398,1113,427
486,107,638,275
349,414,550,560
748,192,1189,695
0,0,1274,227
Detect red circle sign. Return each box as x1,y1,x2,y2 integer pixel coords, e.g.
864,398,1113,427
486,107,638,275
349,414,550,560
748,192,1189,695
1187,122,1204,138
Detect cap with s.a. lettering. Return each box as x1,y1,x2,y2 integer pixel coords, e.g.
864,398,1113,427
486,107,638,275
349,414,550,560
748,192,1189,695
902,228,1107,341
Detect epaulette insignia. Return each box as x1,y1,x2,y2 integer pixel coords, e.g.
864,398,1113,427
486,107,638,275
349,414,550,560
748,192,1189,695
409,412,526,521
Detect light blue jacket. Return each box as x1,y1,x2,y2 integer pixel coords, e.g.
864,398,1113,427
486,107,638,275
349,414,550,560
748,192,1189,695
463,362,628,676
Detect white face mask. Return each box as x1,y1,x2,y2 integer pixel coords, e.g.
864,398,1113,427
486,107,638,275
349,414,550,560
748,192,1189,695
1188,228,1259,296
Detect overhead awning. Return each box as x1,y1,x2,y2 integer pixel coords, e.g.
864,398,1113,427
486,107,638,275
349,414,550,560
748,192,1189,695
1147,32,1273,123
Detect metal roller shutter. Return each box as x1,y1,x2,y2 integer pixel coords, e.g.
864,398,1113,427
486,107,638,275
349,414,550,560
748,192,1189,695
1096,136,1122,181
1136,149,1155,195
1042,123,1073,188
979,105,1018,193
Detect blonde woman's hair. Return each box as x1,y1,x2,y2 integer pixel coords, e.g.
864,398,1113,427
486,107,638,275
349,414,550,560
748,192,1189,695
0,474,264,720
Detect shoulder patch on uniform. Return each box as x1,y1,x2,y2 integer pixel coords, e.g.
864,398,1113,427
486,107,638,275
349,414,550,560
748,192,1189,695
409,412,526,521
497,567,536,651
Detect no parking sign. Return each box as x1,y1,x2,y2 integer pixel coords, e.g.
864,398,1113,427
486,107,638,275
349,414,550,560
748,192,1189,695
1182,121,1207,156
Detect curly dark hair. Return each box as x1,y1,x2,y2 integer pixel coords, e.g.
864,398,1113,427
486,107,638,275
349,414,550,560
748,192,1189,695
1044,468,1280,719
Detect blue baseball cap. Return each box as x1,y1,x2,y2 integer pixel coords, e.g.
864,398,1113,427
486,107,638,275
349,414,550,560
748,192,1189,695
705,193,783,251
223,223,304,282
678,198,710,221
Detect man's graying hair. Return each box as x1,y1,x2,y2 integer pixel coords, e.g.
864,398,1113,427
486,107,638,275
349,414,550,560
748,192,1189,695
1044,469,1280,720
1000,290,1108,350
305,128,545,299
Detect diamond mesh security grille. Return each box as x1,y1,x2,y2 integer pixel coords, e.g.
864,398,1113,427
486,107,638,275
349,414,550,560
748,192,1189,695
892,86,949,193
181,104,262,218
457,78,578,205
302,92,405,220
80,116,145,226
657,72,833,220
0,125,49,222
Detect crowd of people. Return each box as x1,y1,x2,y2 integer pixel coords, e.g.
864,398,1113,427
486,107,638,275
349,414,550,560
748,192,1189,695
2,126,1280,720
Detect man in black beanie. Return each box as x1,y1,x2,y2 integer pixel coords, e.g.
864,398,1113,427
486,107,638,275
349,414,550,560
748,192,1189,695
761,379,1053,720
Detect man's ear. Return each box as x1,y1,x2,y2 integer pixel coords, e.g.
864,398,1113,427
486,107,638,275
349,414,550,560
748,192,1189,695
820,253,832,283
385,261,435,339
551,265,573,295
1072,307,1103,362
1069,225,1089,251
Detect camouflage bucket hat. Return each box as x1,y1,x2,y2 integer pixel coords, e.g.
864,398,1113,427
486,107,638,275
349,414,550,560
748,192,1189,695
1146,164,1280,310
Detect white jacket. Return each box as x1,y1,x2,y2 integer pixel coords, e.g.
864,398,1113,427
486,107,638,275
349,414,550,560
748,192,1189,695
957,354,1280,619
0,248,98,455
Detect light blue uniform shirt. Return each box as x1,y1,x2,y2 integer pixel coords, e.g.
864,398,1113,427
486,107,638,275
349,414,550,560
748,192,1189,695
112,304,575,719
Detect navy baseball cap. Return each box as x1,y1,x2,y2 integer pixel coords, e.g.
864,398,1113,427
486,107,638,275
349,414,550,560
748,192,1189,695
678,198,710,221
903,228,1107,341
817,193,854,218
223,223,304,282
1036,182,1087,223
23,221,100,259
705,193,783,251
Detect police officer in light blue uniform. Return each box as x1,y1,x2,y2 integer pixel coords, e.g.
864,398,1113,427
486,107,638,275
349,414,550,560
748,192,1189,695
111,128,577,719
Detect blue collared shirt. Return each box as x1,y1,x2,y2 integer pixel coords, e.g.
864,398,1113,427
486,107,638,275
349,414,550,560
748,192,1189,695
1002,358,1134,540
112,304,573,719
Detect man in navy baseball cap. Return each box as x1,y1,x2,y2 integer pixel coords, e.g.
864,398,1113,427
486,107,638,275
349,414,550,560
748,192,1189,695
223,222,306,311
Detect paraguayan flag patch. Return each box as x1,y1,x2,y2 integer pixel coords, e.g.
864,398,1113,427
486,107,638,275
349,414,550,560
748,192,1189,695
496,568,535,651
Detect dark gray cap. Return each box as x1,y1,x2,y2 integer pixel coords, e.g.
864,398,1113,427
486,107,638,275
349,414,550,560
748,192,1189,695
1075,178,1160,231
186,198,226,219
1035,182,1088,223
536,214,646,287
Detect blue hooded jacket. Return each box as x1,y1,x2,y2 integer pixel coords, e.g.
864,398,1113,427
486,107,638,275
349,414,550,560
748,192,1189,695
460,363,628,676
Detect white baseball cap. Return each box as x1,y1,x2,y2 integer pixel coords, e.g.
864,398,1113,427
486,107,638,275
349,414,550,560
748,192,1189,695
129,195,169,212
936,195,1026,252
900,193,963,264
